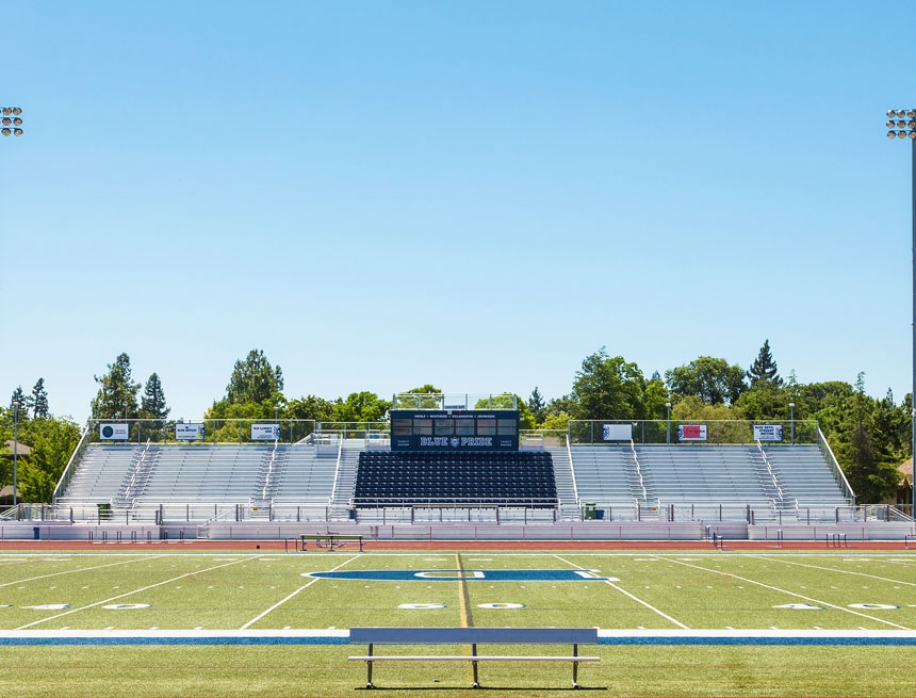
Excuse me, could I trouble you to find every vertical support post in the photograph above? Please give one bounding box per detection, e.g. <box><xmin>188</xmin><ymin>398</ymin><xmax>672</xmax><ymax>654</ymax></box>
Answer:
<box><xmin>911</xmin><ymin>136</ymin><xmax>916</xmax><ymax>515</ymax></box>
<box><xmin>472</xmin><ymin>643</ymin><xmax>479</xmax><ymax>688</ymax></box>
<box><xmin>366</xmin><ymin>642</ymin><xmax>373</xmax><ymax>689</ymax></box>
<box><xmin>572</xmin><ymin>643</ymin><xmax>579</xmax><ymax>688</ymax></box>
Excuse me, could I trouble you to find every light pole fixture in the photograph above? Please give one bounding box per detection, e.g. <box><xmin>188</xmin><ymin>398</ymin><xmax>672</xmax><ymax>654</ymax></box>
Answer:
<box><xmin>665</xmin><ymin>402</ymin><xmax>672</xmax><ymax>445</ymax></box>
<box><xmin>789</xmin><ymin>402</ymin><xmax>795</xmax><ymax>445</ymax></box>
<box><xmin>1</xmin><ymin>106</ymin><xmax>23</xmax><ymax>137</ymax></box>
<box><xmin>887</xmin><ymin>108</ymin><xmax>916</xmax><ymax>515</ymax></box>
<box><xmin>12</xmin><ymin>399</ymin><xmax>20</xmax><ymax>506</ymax></box>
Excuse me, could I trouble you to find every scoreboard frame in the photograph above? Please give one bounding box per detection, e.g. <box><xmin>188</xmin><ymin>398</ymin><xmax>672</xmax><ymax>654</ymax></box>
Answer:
<box><xmin>389</xmin><ymin>409</ymin><xmax>520</xmax><ymax>452</ymax></box>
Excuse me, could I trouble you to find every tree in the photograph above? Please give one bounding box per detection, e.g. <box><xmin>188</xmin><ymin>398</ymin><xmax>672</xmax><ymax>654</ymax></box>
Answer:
<box><xmin>571</xmin><ymin>348</ymin><xmax>647</xmax><ymax>420</ymax></box>
<box><xmin>333</xmin><ymin>392</ymin><xmax>391</xmax><ymax>423</ymax></box>
<box><xmin>527</xmin><ymin>387</ymin><xmax>547</xmax><ymax>425</ymax></box>
<box><xmin>30</xmin><ymin>378</ymin><xmax>49</xmax><ymax>419</ymax></box>
<box><xmin>225</xmin><ymin>349</ymin><xmax>284</xmax><ymax>405</ymax></box>
<box><xmin>9</xmin><ymin>386</ymin><xmax>29</xmax><ymax>420</ymax></box>
<box><xmin>90</xmin><ymin>353</ymin><xmax>140</xmax><ymax>420</ymax></box>
<box><xmin>140</xmin><ymin>373</ymin><xmax>170</xmax><ymax>441</ymax></box>
<box><xmin>666</xmin><ymin>356</ymin><xmax>746</xmax><ymax>405</ymax></box>
<box><xmin>397</xmin><ymin>385</ymin><xmax>443</xmax><ymax>409</ymax></box>
<box><xmin>747</xmin><ymin>339</ymin><xmax>783</xmax><ymax>387</ymax></box>
<box><xmin>16</xmin><ymin>416</ymin><xmax>80</xmax><ymax>502</ymax></box>
<box><xmin>285</xmin><ymin>395</ymin><xmax>337</xmax><ymax>423</ymax></box>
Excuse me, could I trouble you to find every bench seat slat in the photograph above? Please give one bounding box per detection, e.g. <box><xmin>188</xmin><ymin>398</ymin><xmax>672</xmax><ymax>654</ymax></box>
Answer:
<box><xmin>349</xmin><ymin>654</ymin><xmax>601</xmax><ymax>662</ymax></box>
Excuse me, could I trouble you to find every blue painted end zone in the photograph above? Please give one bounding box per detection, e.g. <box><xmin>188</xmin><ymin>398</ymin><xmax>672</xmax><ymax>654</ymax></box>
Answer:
<box><xmin>310</xmin><ymin>569</ymin><xmax>605</xmax><ymax>582</ymax></box>
<box><xmin>0</xmin><ymin>635</ymin><xmax>348</xmax><ymax>647</ymax></box>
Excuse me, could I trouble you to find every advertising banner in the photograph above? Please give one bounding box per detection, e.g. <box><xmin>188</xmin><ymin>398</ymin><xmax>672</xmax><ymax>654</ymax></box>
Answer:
<box><xmin>251</xmin><ymin>424</ymin><xmax>280</xmax><ymax>441</ymax></box>
<box><xmin>176</xmin><ymin>423</ymin><xmax>205</xmax><ymax>441</ymax></box>
<box><xmin>753</xmin><ymin>424</ymin><xmax>784</xmax><ymax>442</ymax></box>
<box><xmin>99</xmin><ymin>423</ymin><xmax>130</xmax><ymax>441</ymax></box>
<box><xmin>678</xmin><ymin>424</ymin><xmax>708</xmax><ymax>442</ymax></box>
<box><xmin>602</xmin><ymin>424</ymin><xmax>633</xmax><ymax>441</ymax></box>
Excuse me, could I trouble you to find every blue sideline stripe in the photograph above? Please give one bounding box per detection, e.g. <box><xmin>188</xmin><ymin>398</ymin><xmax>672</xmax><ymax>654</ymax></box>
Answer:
<box><xmin>0</xmin><ymin>631</ymin><xmax>348</xmax><ymax>646</ymax></box>
<box><xmin>597</xmin><ymin>630</ymin><xmax>916</xmax><ymax>646</ymax></box>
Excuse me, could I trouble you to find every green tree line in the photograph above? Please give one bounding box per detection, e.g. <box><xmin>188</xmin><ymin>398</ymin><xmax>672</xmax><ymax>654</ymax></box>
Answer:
<box><xmin>3</xmin><ymin>341</ymin><xmax>911</xmax><ymax>503</ymax></box>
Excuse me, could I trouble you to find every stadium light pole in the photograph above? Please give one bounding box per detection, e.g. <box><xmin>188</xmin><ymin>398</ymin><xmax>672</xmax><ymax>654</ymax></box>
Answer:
<box><xmin>665</xmin><ymin>402</ymin><xmax>671</xmax><ymax>445</ymax></box>
<box><xmin>886</xmin><ymin>108</ymin><xmax>916</xmax><ymax>516</ymax></box>
<box><xmin>1</xmin><ymin>106</ymin><xmax>23</xmax><ymax>137</ymax></box>
<box><xmin>12</xmin><ymin>399</ymin><xmax>20</xmax><ymax>507</ymax></box>
<box><xmin>789</xmin><ymin>403</ymin><xmax>795</xmax><ymax>445</ymax></box>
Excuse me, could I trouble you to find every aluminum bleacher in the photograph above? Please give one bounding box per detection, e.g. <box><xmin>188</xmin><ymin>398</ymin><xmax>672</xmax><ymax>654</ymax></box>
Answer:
<box><xmin>55</xmin><ymin>444</ymin><xmax>140</xmax><ymax>505</ymax></box>
<box><xmin>271</xmin><ymin>443</ymin><xmax>338</xmax><ymax>503</ymax></box>
<box><xmin>763</xmin><ymin>444</ymin><xmax>851</xmax><ymax>507</ymax></box>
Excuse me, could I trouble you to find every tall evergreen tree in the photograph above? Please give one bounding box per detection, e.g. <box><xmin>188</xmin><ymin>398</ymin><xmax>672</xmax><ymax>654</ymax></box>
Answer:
<box><xmin>30</xmin><ymin>378</ymin><xmax>49</xmax><ymax>419</ymax></box>
<box><xmin>527</xmin><ymin>387</ymin><xmax>547</xmax><ymax>425</ymax></box>
<box><xmin>140</xmin><ymin>373</ymin><xmax>170</xmax><ymax>421</ymax></box>
<box><xmin>747</xmin><ymin>339</ymin><xmax>783</xmax><ymax>387</ymax></box>
<box><xmin>226</xmin><ymin>350</ymin><xmax>284</xmax><ymax>405</ymax></box>
<box><xmin>90</xmin><ymin>353</ymin><xmax>141</xmax><ymax>419</ymax></box>
<box><xmin>9</xmin><ymin>386</ymin><xmax>29</xmax><ymax>420</ymax></box>
<box><xmin>140</xmin><ymin>373</ymin><xmax>170</xmax><ymax>442</ymax></box>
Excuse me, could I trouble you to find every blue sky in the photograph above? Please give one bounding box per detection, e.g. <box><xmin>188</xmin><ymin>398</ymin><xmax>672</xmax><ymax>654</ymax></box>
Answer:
<box><xmin>2</xmin><ymin>1</ymin><xmax>914</xmax><ymax>422</ymax></box>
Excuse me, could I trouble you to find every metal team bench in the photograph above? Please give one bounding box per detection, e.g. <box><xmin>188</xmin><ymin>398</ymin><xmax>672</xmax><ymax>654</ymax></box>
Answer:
<box><xmin>349</xmin><ymin>627</ymin><xmax>600</xmax><ymax>689</ymax></box>
<box><xmin>299</xmin><ymin>533</ymin><xmax>363</xmax><ymax>552</ymax></box>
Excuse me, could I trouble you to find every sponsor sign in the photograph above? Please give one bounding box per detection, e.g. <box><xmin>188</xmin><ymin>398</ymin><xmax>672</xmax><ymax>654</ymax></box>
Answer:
<box><xmin>602</xmin><ymin>424</ymin><xmax>633</xmax><ymax>441</ymax></box>
<box><xmin>678</xmin><ymin>424</ymin><xmax>707</xmax><ymax>442</ymax></box>
<box><xmin>175</xmin><ymin>423</ymin><xmax>205</xmax><ymax>441</ymax></box>
<box><xmin>99</xmin><ymin>423</ymin><xmax>130</xmax><ymax>441</ymax></box>
<box><xmin>251</xmin><ymin>424</ymin><xmax>280</xmax><ymax>441</ymax></box>
<box><xmin>753</xmin><ymin>424</ymin><xmax>783</xmax><ymax>442</ymax></box>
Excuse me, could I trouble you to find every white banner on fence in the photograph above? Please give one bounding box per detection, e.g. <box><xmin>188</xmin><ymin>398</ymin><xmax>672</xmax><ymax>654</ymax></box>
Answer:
<box><xmin>603</xmin><ymin>424</ymin><xmax>633</xmax><ymax>441</ymax></box>
<box><xmin>753</xmin><ymin>424</ymin><xmax>784</xmax><ymax>442</ymax></box>
<box><xmin>176</xmin><ymin>423</ymin><xmax>205</xmax><ymax>441</ymax></box>
<box><xmin>99</xmin><ymin>423</ymin><xmax>130</xmax><ymax>441</ymax></box>
<box><xmin>678</xmin><ymin>424</ymin><xmax>707</xmax><ymax>441</ymax></box>
<box><xmin>251</xmin><ymin>424</ymin><xmax>280</xmax><ymax>441</ymax></box>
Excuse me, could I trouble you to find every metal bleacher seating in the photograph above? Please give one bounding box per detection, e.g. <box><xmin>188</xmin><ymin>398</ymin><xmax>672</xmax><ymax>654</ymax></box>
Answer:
<box><xmin>354</xmin><ymin>451</ymin><xmax>558</xmax><ymax>508</ymax></box>
<box><xmin>633</xmin><ymin>445</ymin><xmax>771</xmax><ymax>506</ymax></box>
<box><xmin>568</xmin><ymin>445</ymin><xmax>643</xmax><ymax>506</ymax></box>
<box><xmin>130</xmin><ymin>444</ymin><xmax>268</xmax><ymax>504</ymax></box>
<box><xmin>762</xmin><ymin>444</ymin><xmax>850</xmax><ymax>507</ymax></box>
<box><xmin>271</xmin><ymin>444</ymin><xmax>338</xmax><ymax>503</ymax></box>
<box><xmin>56</xmin><ymin>444</ymin><xmax>141</xmax><ymax>505</ymax></box>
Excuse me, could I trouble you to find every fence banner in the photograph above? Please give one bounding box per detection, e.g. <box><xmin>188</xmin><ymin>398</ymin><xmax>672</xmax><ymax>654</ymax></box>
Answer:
<box><xmin>603</xmin><ymin>424</ymin><xmax>633</xmax><ymax>441</ymax></box>
<box><xmin>753</xmin><ymin>424</ymin><xmax>783</xmax><ymax>442</ymax></box>
<box><xmin>678</xmin><ymin>424</ymin><xmax>707</xmax><ymax>441</ymax></box>
<box><xmin>176</xmin><ymin>423</ymin><xmax>205</xmax><ymax>441</ymax></box>
<box><xmin>251</xmin><ymin>424</ymin><xmax>280</xmax><ymax>441</ymax></box>
<box><xmin>99</xmin><ymin>423</ymin><xmax>130</xmax><ymax>440</ymax></box>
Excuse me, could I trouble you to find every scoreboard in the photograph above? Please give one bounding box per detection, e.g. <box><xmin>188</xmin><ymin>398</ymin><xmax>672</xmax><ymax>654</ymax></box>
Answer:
<box><xmin>389</xmin><ymin>409</ymin><xmax>520</xmax><ymax>452</ymax></box>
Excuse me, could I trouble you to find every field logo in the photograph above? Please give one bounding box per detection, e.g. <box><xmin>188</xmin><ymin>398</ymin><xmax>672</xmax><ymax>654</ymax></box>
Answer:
<box><xmin>849</xmin><ymin>603</ymin><xmax>899</xmax><ymax>610</ymax></box>
<box><xmin>477</xmin><ymin>603</ymin><xmax>525</xmax><ymax>609</ymax></box>
<box><xmin>773</xmin><ymin>604</ymin><xmax>823</xmax><ymax>610</ymax></box>
<box><xmin>398</xmin><ymin>603</ymin><xmax>447</xmax><ymax>610</ymax></box>
<box><xmin>308</xmin><ymin>569</ymin><xmax>608</xmax><ymax>582</ymax></box>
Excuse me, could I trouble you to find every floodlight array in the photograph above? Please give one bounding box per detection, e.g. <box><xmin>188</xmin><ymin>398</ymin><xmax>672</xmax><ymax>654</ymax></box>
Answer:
<box><xmin>1</xmin><ymin>106</ymin><xmax>23</xmax><ymax>137</ymax></box>
<box><xmin>887</xmin><ymin>108</ymin><xmax>916</xmax><ymax>140</ymax></box>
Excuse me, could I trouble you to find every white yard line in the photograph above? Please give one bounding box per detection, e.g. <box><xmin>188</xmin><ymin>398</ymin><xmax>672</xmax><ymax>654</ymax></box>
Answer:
<box><xmin>553</xmin><ymin>554</ymin><xmax>690</xmax><ymax>630</ymax></box>
<box><xmin>659</xmin><ymin>556</ymin><xmax>911</xmax><ymax>630</ymax></box>
<box><xmin>15</xmin><ymin>557</ymin><xmax>251</xmax><ymax>630</ymax></box>
<box><xmin>239</xmin><ymin>554</ymin><xmax>361</xmax><ymax>630</ymax></box>
<box><xmin>746</xmin><ymin>554</ymin><xmax>916</xmax><ymax>587</ymax></box>
<box><xmin>0</xmin><ymin>555</ymin><xmax>165</xmax><ymax>588</ymax></box>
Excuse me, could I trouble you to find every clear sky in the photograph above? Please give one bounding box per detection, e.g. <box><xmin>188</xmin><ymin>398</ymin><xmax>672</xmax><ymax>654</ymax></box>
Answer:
<box><xmin>2</xmin><ymin>1</ymin><xmax>914</xmax><ymax>423</ymax></box>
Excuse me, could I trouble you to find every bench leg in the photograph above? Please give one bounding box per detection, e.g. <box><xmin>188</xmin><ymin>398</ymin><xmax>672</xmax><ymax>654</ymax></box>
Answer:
<box><xmin>366</xmin><ymin>643</ymin><xmax>374</xmax><ymax>688</ymax></box>
<box><xmin>472</xmin><ymin>643</ymin><xmax>479</xmax><ymax>688</ymax></box>
<box><xmin>572</xmin><ymin>643</ymin><xmax>579</xmax><ymax>689</ymax></box>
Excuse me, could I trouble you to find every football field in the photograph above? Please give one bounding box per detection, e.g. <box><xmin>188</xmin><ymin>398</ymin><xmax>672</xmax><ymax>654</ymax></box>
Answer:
<box><xmin>1</xmin><ymin>549</ymin><xmax>914</xmax><ymax>696</ymax></box>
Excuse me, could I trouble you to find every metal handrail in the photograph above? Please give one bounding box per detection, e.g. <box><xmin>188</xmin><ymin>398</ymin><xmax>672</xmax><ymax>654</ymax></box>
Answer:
<box><xmin>755</xmin><ymin>440</ymin><xmax>785</xmax><ymax>504</ymax></box>
<box><xmin>815</xmin><ymin>426</ymin><xmax>856</xmax><ymax>505</ymax></box>
<box><xmin>629</xmin><ymin>439</ymin><xmax>648</xmax><ymax>502</ymax></box>
<box><xmin>52</xmin><ymin>424</ymin><xmax>91</xmax><ymax>503</ymax></box>
<box><xmin>566</xmin><ymin>433</ymin><xmax>580</xmax><ymax>503</ymax></box>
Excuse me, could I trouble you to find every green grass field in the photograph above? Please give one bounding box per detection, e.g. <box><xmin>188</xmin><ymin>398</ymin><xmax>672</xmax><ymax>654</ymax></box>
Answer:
<box><xmin>1</xmin><ymin>549</ymin><xmax>915</xmax><ymax>696</ymax></box>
